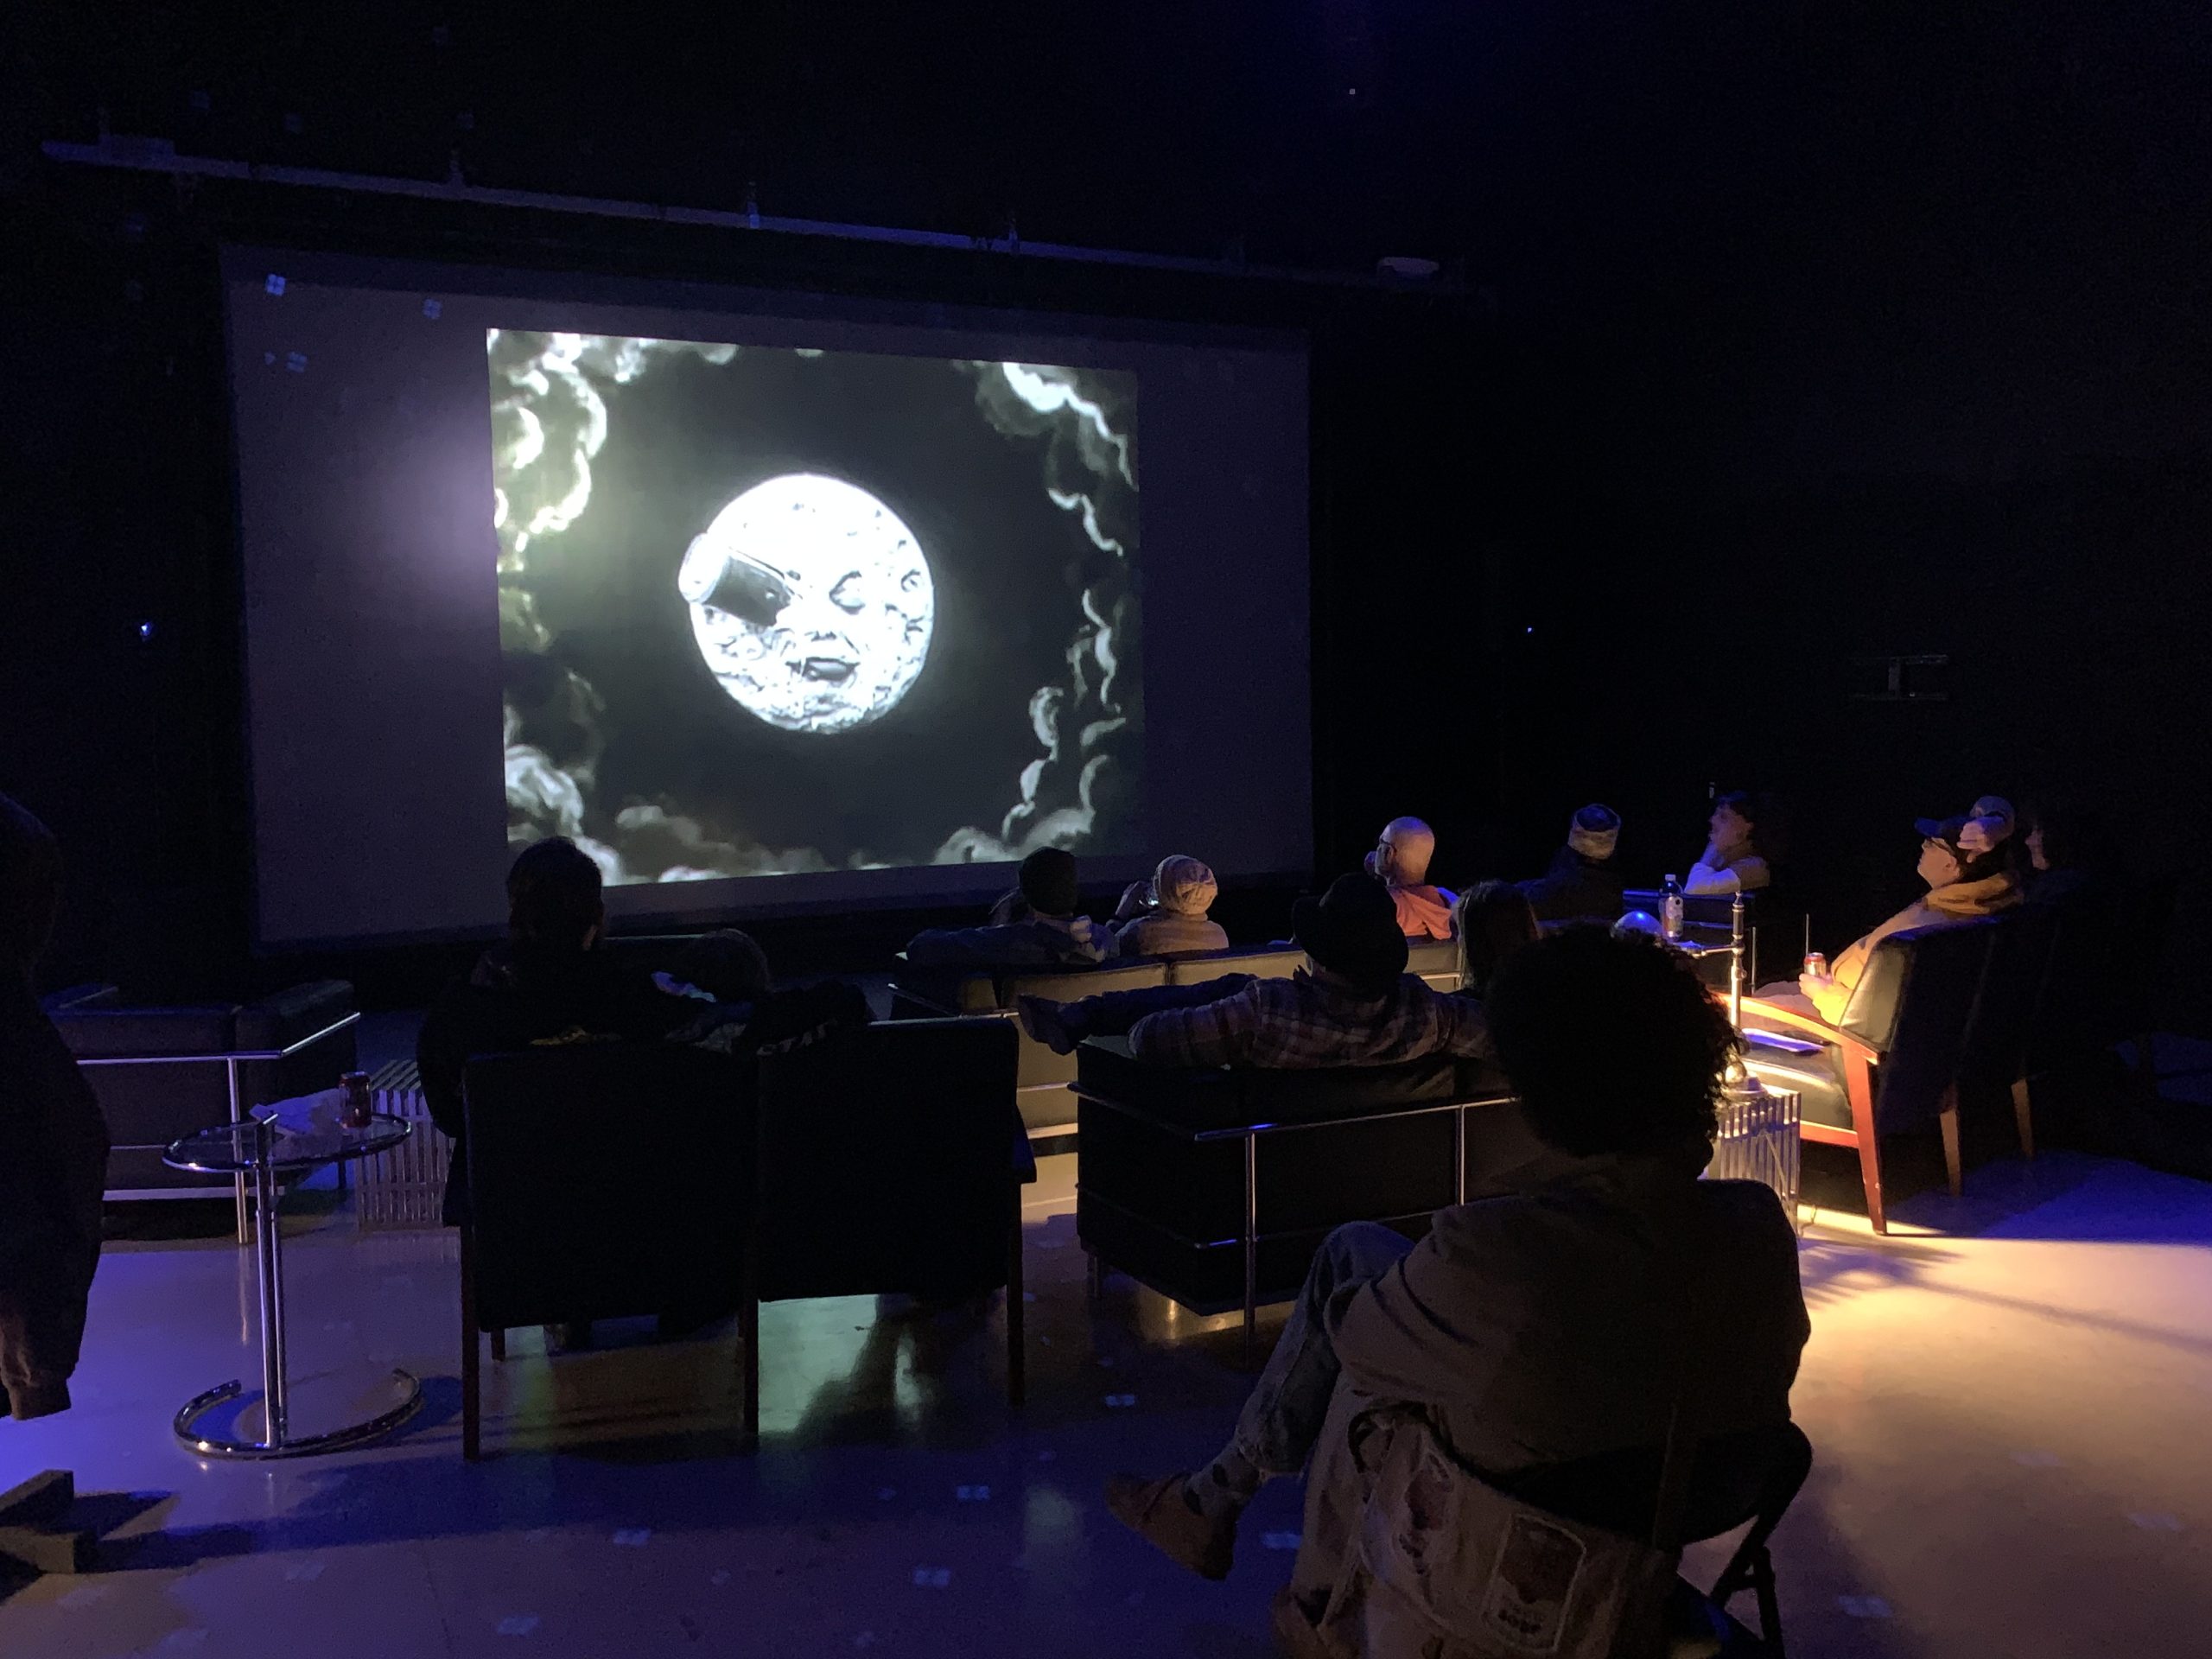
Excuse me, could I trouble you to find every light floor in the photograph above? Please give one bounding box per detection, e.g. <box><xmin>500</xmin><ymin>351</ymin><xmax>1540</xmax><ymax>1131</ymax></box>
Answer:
<box><xmin>5</xmin><ymin>1114</ymin><xmax>2211</xmax><ymax>1656</ymax></box>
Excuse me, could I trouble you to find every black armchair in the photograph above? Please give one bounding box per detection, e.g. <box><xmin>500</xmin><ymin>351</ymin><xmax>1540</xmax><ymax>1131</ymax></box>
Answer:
<box><xmin>457</xmin><ymin>1018</ymin><xmax>1025</xmax><ymax>1459</ymax></box>
<box><xmin>54</xmin><ymin>979</ymin><xmax>359</xmax><ymax>1239</ymax></box>
<box><xmin>1740</xmin><ymin>920</ymin><xmax>1996</xmax><ymax>1234</ymax></box>
<box><xmin>1956</xmin><ymin>906</ymin><xmax>2063</xmax><ymax>1157</ymax></box>
<box><xmin>749</xmin><ymin>1017</ymin><xmax>1028</xmax><ymax>1434</ymax></box>
<box><xmin>460</xmin><ymin>1043</ymin><xmax>747</xmax><ymax>1460</ymax></box>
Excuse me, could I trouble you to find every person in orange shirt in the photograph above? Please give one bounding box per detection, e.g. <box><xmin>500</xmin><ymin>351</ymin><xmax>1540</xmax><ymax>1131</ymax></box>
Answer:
<box><xmin>1363</xmin><ymin>817</ymin><xmax>1458</xmax><ymax>940</ymax></box>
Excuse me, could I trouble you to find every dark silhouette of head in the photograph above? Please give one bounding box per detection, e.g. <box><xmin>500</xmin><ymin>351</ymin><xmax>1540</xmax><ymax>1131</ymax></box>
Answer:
<box><xmin>1485</xmin><ymin>925</ymin><xmax>1737</xmax><ymax>1159</ymax></box>
<box><xmin>1019</xmin><ymin>847</ymin><xmax>1081</xmax><ymax>919</ymax></box>
<box><xmin>1453</xmin><ymin>880</ymin><xmax>1541</xmax><ymax>997</ymax></box>
<box><xmin>672</xmin><ymin>928</ymin><xmax>772</xmax><ymax>1003</ymax></box>
<box><xmin>1711</xmin><ymin>790</ymin><xmax>1791</xmax><ymax>867</ymax></box>
<box><xmin>1291</xmin><ymin>872</ymin><xmax>1412</xmax><ymax>994</ymax></box>
<box><xmin>505</xmin><ymin>836</ymin><xmax>605</xmax><ymax>954</ymax></box>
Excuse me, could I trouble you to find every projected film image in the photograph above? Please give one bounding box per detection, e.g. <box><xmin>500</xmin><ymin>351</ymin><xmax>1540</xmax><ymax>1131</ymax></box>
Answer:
<box><xmin>489</xmin><ymin>332</ymin><xmax>1141</xmax><ymax>885</ymax></box>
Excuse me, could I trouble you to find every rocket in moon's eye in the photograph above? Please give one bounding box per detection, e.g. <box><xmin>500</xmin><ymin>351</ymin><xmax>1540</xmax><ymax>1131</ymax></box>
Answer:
<box><xmin>677</xmin><ymin>542</ymin><xmax>794</xmax><ymax>627</ymax></box>
<box><xmin>679</xmin><ymin>473</ymin><xmax>936</xmax><ymax>734</ymax></box>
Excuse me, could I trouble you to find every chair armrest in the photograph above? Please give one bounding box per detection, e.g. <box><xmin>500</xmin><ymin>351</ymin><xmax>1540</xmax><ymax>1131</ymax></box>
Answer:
<box><xmin>1738</xmin><ymin>996</ymin><xmax>1878</xmax><ymax>1067</ymax></box>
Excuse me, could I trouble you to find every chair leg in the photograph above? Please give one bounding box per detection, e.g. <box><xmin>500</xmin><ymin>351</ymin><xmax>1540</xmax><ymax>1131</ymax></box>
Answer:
<box><xmin>460</xmin><ymin>1227</ymin><xmax>481</xmax><ymax>1463</ymax></box>
<box><xmin>1854</xmin><ymin>1133</ymin><xmax>1886</xmax><ymax>1236</ymax></box>
<box><xmin>1844</xmin><ymin>1052</ymin><xmax>1886</xmax><ymax>1235</ymax></box>
<box><xmin>488</xmin><ymin>1329</ymin><xmax>506</xmax><ymax>1363</ymax></box>
<box><xmin>1006</xmin><ymin>1179</ymin><xmax>1026</xmax><ymax>1409</ymax></box>
<box><xmin>1084</xmin><ymin>1245</ymin><xmax>1105</xmax><ymax>1305</ymax></box>
<box><xmin>1938</xmin><ymin>1085</ymin><xmax>1963</xmax><ymax>1200</ymax></box>
<box><xmin>2011</xmin><ymin>1076</ymin><xmax>2036</xmax><ymax>1160</ymax></box>
<box><xmin>1751</xmin><ymin>1549</ymin><xmax>1785</xmax><ymax>1655</ymax></box>
<box><xmin>739</xmin><ymin>1226</ymin><xmax>761</xmax><ymax>1448</ymax></box>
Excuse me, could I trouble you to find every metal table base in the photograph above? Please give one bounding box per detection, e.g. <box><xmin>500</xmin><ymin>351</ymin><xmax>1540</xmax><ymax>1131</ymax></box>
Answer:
<box><xmin>168</xmin><ymin>1116</ymin><xmax>422</xmax><ymax>1459</ymax></box>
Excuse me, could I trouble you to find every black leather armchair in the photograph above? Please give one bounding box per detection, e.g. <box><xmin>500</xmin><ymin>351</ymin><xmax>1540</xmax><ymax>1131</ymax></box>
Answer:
<box><xmin>460</xmin><ymin>1043</ymin><xmax>748</xmax><ymax>1460</ymax></box>
<box><xmin>1740</xmin><ymin>920</ymin><xmax>1995</xmax><ymax>1234</ymax></box>
<box><xmin>891</xmin><ymin>943</ymin><xmax>1470</xmax><ymax>1139</ymax></box>
<box><xmin>890</xmin><ymin>956</ymin><xmax>1170</xmax><ymax>1136</ymax></box>
<box><xmin>1073</xmin><ymin>1038</ymin><xmax>1513</xmax><ymax>1362</ymax></box>
<box><xmin>458</xmin><ymin>1019</ymin><xmax>1024</xmax><ymax>1459</ymax></box>
<box><xmin>1956</xmin><ymin>906</ymin><xmax>2063</xmax><ymax>1157</ymax></box>
<box><xmin>750</xmin><ymin>1017</ymin><xmax>1027</xmax><ymax>1432</ymax></box>
<box><xmin>53</xmin><ymin>979</ymin><xmax>359</xmax><ymax>1236</ymax></box>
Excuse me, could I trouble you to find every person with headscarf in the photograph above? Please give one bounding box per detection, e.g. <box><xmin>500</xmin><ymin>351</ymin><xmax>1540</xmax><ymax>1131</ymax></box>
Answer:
<box><xmin>1795</xmin><ymin>796</ymin><xmax>2024</xmax><ymax>1023</ymax></box>
<box><xmin>0</xmin><ymin>793</ymin><xmax>109</xmax><ymax>1421</ymax></box>
<box><xmin>1363</xmin><ymin>817</ymin><xmax>1458</xmax><ymax>940</ymax></box>
<box><xmin>1518</xmin><ymin>804</ymin><xmax>1629</xmax><ymax>925</ymax></box>
<box><xmin>1111</xmin><ymin>855</ymin><xmax>1231</xmax><ymax>957</ymax></box>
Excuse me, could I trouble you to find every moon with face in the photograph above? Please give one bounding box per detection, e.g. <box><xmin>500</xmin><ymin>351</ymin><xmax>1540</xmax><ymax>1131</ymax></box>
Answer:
<box><xmin>677</xmin><ymin>474</ymin><xmax>935</xmax><ymax>734</ymax></box>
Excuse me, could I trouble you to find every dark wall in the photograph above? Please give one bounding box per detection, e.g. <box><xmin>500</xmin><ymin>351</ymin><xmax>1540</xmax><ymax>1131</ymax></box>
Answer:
<box><xmin>5</xmin><ymin>4</ymin><xmax>2207</xmax><ymax>1027</ymax></box>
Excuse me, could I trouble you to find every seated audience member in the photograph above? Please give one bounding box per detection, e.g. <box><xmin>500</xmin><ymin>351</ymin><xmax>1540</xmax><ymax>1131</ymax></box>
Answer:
<box><xmin>1019</xmin><ymin>870</ymin><xmax>1488</xmax><ymax>1067</ymax></box>
<box><xmin>1687</xmin><ymin>790</ymin><xmax>1788</xmax><ymax>896</ymax></box>
<box><xmin>906</xmin><ymin>847</ymin><xmax>1117</xmax><ymax>969</ymax></box>
<box><xmin>1112</xmin><ymin>855</ymin><xmax>1231</xmax><ymax>957</ymax></box>
<box><xmin>2022</xmin><ymin>796</ymin><xmax>2118</xmax><ymax>908</ymax></box>
<box><xmin>0</xmin><ymin>793</ymin><xmax>109</xmax><ymax>1421</ymax></box>
<box><xmin>659</xmin><ymin>927</ymin><xmax>873</xmax><ymax>1057</ymax></box>
<box><xmin>1452</xmin><ymin>879</ymin><xmax>1541</xmax><ymax>997</ymax></box>
<box><xmin>1518</xmin><ymin>803</ymin><xmax>1628</xmax><ymax>924</ymax></box>
<box><xmin>1792</xmin><ymin>798</ymin><xmax>2023</xmax><ymax>1022</ymax></box>
<box><xmin>417</xmin><ymin>836</ymin><xmax>690</xmax><ymax>1228</ymax></box>
<box><xmin>1106</xmin><ymin>926</ymin><xmax>1809</xmax><ymax>1613</ymax></box>
<box><xmin>1363</xmin><ymin>817</ymin><xmax>1458</xmax><ymax>939</ymax></box>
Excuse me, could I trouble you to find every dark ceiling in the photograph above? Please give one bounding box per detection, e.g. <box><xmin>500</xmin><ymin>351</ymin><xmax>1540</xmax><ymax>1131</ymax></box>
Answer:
<box><xmin>16</xmin><ymin>3</ymin><xmax>2203</xmax><ymax>285</ymax></box>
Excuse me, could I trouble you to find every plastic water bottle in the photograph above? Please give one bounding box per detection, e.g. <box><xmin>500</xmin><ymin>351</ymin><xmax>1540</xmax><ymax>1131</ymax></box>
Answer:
<box><xmin>1662</xmin><ymin>874</ymin><xmax>1685</xmax><ymax>943</ymax></box>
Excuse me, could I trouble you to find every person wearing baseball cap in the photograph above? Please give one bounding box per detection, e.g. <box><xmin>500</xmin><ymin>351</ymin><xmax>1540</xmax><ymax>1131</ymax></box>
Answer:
<box><xmin>1519</xmin><ymin>804</ymin><xmax>1629</xmax><ymax>925</ymax></box>
<box><xmin>1797</xmin><ymin>796</ymin><xmax>2023</xmax><ymax>1022</ymax></box>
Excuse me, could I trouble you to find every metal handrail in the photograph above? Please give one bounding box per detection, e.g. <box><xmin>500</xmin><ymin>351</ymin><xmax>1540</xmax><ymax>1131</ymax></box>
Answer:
<box><xmin>69</xmin><ymin>1011</ymin><xmax>363</xmax><ymax>1066</ymax></box>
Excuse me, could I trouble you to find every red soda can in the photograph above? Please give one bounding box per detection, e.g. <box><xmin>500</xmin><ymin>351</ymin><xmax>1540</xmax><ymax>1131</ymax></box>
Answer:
<box><xmin>340</xmin><ymin>1071</ymin><xmax>374</xmax><ymax>1130</ymax></box>
<box><xmin>1802</xmin><ymin>952</ymin><xmax>1828</xmax><ymax>980</ymax></box>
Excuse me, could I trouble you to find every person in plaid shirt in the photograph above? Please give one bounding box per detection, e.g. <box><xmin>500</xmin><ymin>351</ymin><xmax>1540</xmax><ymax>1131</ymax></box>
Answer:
<box><xmin>1020</xmin><ymin>871</ymin><xmax>1490</xmax><ymax>1067</ymax></box>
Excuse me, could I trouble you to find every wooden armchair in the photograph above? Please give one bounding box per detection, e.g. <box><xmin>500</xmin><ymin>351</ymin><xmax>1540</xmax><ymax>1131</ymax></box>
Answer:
<box><xmin>1738</xmin><ymin>919</ymin><xmax>1997</xmax><ymax>1234</ymax></box>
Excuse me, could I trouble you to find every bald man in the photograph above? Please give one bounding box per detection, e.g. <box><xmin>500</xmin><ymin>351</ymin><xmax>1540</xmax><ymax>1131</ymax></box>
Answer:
<box><xmin>1363</xmin><ymin>817</ymin><xmax>1458</xmax><ymax>940</ymax></box>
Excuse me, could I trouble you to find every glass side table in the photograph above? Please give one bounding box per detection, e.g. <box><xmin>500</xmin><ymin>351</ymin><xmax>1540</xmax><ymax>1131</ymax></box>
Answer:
<box><xmin>163</xmin><ymin>1114</ymin><xmax>423</xmax><ymax>1458</ymax></box>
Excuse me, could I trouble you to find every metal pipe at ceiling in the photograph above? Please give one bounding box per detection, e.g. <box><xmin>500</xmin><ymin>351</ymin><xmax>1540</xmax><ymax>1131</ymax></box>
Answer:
<box><xmin>42</xmin><ymin>134</ymin><xmax>1457</xmax><ymax>296</ymax></box>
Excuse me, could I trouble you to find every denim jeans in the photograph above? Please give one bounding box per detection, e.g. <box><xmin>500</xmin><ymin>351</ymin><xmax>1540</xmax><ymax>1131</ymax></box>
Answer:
<box><xmin>1234</xmin><ymin>1220</ymin><xmax>1415</xmax><ymax>1478</ymax></box>
<box><xmin>1064</xmin><ymin>974</ymin><xmax>1258</xmax><ymax>1040</ymax></box>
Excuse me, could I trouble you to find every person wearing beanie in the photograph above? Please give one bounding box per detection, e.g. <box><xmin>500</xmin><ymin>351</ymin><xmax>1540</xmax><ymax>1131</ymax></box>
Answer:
<box><xmin>1015</xmin><ymin>871</ymin><xmax>1489</xmax><ymax>1069</ymax></box>
<box><xmin>1363</xmin><ymin>817</ymin><xmax>1459</xmax><ymax>940</ymax></box>
<box><xmin>1517</xmin><ymin>804</ymin><xmax>1629</xmax><ymax>925</ymax></box>
<box><xmin>1789</xmin><ymin>798</ymin><xmax>2024</xmax><ymax>1023</ymax></box>
<box><xmin>0</xmin><ymin>793</ymin><xmax>110</xmax><ymax>1421</ymax></box>
<box><xmin>1113</xmin><ymin>855</ymin><xmax>1231</xmax><ymax>957</ymax></box>
<box><xmin>906</xmin><ymin>845</ymin><xmax>1120</xmax><ymax>969</ymax></box>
